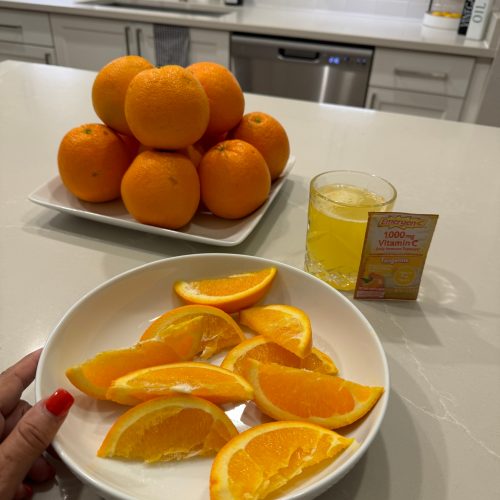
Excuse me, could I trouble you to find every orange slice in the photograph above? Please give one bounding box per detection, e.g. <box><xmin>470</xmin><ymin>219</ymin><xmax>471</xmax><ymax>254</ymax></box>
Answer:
<box><xmin>239</xmin><ymin>304</ymin><xmax>312</xmax><ymax>358</ymax></box>
<box><xmin>140</xmin><ymin>304</ymin><xmax>245</xmax><ymax>358</ymax></box>
<box><xmin>245</xmin><ymin>360</ymin><xmax>384</xmax><ymax>429</ymax></box>
<box><xmin>66</xmin><ymin>327</ymin><xmax>203</xmax><ymax>400</ymax></box>
<box><xmin>106</xmin><ymin>361</ymin><xmax>254</xmax><ymax>406</ymax></box>
<box><xmin>210</xmin><ymin>420</ymin><xmax>354</xmax><ymax>499</ymax></box>
<box><xmin>173</xmin><ymin>267</ymin><xmax>277</xmax><ymax>314</ymax></box>
<box><xmin>97</xmin><ymin>395</ymin><xmax>238</xmax><ymax>462</ymax></box>
<box><xmin>221</xmin><ymin>336</ymin><xmax>338</xmax><ymax>375</ymax></box>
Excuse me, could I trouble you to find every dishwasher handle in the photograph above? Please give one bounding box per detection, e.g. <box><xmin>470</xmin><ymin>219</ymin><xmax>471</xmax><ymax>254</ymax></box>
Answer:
<box><xmin>277</xmin><ymin>48</ymin><xmax>320</xmax><ymax>63</ymax></box>
<box><xmin>231</xmin><ymin>34</ymin><xmax>373</xmax><ymax>65</ymax></box>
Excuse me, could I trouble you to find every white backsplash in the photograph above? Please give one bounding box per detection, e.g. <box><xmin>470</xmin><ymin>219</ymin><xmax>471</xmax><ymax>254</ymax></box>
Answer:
<box><xmin>245</xmin><ymin>0</ymin><xmax>500</xmax><ymax>19</ymax></box>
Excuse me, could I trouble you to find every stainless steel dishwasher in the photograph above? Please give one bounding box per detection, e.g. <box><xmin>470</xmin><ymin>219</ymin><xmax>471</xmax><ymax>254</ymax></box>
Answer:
<box><xmin>231</xmin><ymin>34</ymin><xmax>374</xmax><ymax>107</ymax></box>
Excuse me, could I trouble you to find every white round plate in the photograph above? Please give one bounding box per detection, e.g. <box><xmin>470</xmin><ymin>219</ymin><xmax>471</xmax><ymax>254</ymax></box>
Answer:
<box><xmin>36</xmin><ymin>253</ymin><xmax>389</xmax><ymax>500</ymax></box>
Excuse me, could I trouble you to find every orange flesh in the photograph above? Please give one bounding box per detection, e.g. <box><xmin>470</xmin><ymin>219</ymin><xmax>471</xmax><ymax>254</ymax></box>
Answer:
<box><xmin>259</xmin><ymin>368</ymin><xmax>356</xmax><ymax>418</ymax></box>
<box><xmin>188</xmin><ymin>269</ymin><xmax>274</xmax><ymax>297</ymax></box>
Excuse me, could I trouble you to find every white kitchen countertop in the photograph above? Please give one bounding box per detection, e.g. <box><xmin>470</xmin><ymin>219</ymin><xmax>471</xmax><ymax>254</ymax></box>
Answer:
<box><xmin>1</xmin><ymin>60</ymin><xmax>499</xmax><ymax>499</ymax></box>
<box><xmin>1</xmin><ymin>0</ymin><xmax>499</xmax><ymax>58</ymax></box>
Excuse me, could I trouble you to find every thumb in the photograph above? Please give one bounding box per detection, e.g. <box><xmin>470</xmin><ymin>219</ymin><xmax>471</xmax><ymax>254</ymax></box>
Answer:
<box><xmin>0</xmin><ymin>389</ymin><xmax>74</xmax><ymax>499</ymax></box>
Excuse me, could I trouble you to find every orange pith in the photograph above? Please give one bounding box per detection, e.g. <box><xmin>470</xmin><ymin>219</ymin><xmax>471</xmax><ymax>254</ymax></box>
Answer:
<box><xmin>198</xmin><ymin>139</ymin><xmax>271</xmax><ymax>220</ymax></box>
<box><xmin>210</xmin><ymin>420</ymin><xmax>354</xmax><ymax>500</ymax></box>
<box><xmin>91</xmin><ymin>55</ymin><xmax>154</xmax><ymax>135</ymax></box>
<box><xmin>239</xmin><ymin>304</ymin><xmax>312</xmax><ymax>358</ymax></box>
<box><xmin>221</xmin><ymin>336</ymin><xmax>338</xmax><ymax>375</ymax></box>
<box><xmin>97</xmin><ymin>395</ymin><xmax>238</xmax><ymax>463</ymax></box>
<box><xmin>106</xmin><ymin>361</ymin><xmax>254</xmax><ymax>406</ymax></box>
<box><xmin>245</xmin><ymin>360</ymin><xmax>384</xmax><ymax>429</ymax></box>
<box><xmin>139</xmin><ymin>304</ymin><xmax>245</xmax><ymax>358</ymax></box>
<box><xmin>65</xmin><ymin>328</ymin><xmax>203</xmax><ymax>399</ymax></box>
<box><xmin>57</xmin><ymin>123</ymin><xmax>130</xmax><ymax>203</ymax></box>
<box><xmin>173</xmin><ymin>267</ymin><xmax>277</xmax><ymax>314</ymax></box>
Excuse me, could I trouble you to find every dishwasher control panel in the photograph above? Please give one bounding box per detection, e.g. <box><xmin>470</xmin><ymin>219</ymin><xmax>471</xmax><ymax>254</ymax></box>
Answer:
<box><xmin>328</xmin><ymin>55</ymin><xmax>369</xmax><ymax>66</ymax></box>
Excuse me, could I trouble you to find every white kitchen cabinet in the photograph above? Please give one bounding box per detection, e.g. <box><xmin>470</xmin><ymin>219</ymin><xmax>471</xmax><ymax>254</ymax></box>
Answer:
<box><xmin>190</xmin><ymin>28</ymin><xmax>229</xmax><ymax>66</ymax></box>
<box><xmin>51</xmin><ymin>14</ymin><xmax>230</xmax><ymax>71</ymax></box>
<box><xmin>0</xmin><ymin>41</ymin><xmax>56</xmax><ymax>64</ymax></box>
<box><xmin>367</xmin><ymin>47</ymin><xmax>475</xmax><ymax>121</ymax></box>
<box><xmin>0</xmin><ymin>8</ymin><xmax>56</xmax><ymax>64</ymax></box>
<box><xmin>366</xmin><ymin>87</ymin><xmax>463</xmax><ymax>120</ymax></box>
<box><xmin>51</xmin><ymin>15</ymin><xmax>155</xmax><ymax>70</ymax></box>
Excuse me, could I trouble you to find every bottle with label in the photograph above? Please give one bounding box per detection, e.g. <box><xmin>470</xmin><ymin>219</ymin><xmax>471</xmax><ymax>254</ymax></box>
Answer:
<box><xmin>423</xmin><ymin>0</ymin><xmax>466</xmax><ymax>29</ymax></box>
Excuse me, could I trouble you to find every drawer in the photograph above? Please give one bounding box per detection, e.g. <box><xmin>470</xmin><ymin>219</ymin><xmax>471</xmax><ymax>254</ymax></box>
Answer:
<box><xmin>370</xmin><ymin>48</ymin><xmax>474</xmax><ymax>98</ymax></box>
<box><xmin>0</xmin><ymin>40</ymin><xmax>56</xmax><ymax>64</ymax></box>
<box><xmin>0</xmin><ymin>9</ymin><xmax>53</xmax><ymax>47</ymax></box>
<box><xmin>366</xmin><ymin>86</ymin><xmax>463</xmax><ymax>121</ymax></box>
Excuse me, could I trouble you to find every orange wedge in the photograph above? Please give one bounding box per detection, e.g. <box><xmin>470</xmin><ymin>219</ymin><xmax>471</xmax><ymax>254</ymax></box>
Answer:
<box><xmin>245</xmin><ymin>360</ymin><xmax>384</xmax><ymax>429</ymax></box>
<box><xmin>140</xmin><ymin>304</ymin><xmax>245</xmax><ymax>359</ymax></box>
<box><xmin>221</xmin><ymin>336</ymin><xmax>338</xmax><ymax>375</ymax></box>
<box><xmin>106</xmin><ymin>362</ymin><xmax>254</xmax><ymax>406</ymax></box>
<box><xmin>210</xmin><ymin>420</ymin><xmax>354</xmax><ymax>500</ymax></box>
<box><xmin>173</xmin><ymin>267</ymin><xmax>277</xmax><ymax>314</ymax></box>
<box><xmin>66</xmin><ymin>327</ymin><xmax>203</xmax><ymax>400</ymax></box>
<box><xmin>97</xmin><ymin>395</ymin><xmax>238</xmax><ymax>462</ymax></box>
<box><xmin>239</xmin><ymin>304</ymin><xmax>312</xmax><ymax>358</ymax></box>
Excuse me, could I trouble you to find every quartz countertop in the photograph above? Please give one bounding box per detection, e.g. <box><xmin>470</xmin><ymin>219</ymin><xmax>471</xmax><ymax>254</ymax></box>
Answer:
<box><xmin>1</xmin><ymin>60</ymin><xmax>499</xmax><ymax>500</ymax></box>
<box><xmin>1</xmin><ymin>0</ymin><xmax>499</xmax><ymax>58</ymax></box>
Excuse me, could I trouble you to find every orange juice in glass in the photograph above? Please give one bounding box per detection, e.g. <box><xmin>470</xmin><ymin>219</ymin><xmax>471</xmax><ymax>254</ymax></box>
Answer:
<box><xmin>305</xmin><ymin>171</ymin><xmax>396</xmax><ymax>291</ymax></box>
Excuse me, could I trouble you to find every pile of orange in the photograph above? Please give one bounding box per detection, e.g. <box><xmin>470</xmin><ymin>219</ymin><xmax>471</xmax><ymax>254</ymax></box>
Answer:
<box><xmin>66</xmin><ymin>267</ymin><xmax>384</xmax><ymax>499</ymax></box>
<box><xmin>57</xmin><ymin>56</ymin><xmax>291</xmax><ymax>228</ymax></box>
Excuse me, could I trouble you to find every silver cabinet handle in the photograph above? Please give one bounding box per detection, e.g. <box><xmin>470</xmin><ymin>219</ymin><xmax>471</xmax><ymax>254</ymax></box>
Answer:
<box><xmin>394</xmin><ymin>68</ymin><xmax>448</xmax><ymax>81</ymax></box>
<box><xmin>124</xmin><ymin>26</ymin><xmax>131</xmax><ymax>55</ymax></box>
<box><xmin>136</xmin><ymin>28</ymin><xmax>142</xmax><ymax>57</ymax></box>
<box><xmin>44</xmin><ymin>53</ymin><xmax>52</xmax><ymax>65</ymax></box>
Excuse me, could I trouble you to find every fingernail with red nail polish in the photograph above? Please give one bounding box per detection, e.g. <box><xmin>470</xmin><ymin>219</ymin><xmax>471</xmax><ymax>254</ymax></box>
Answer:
<box><xmin>45</xmin><ymin>388</ymin><xmax>74</xmax><ymax>416</ymax></box>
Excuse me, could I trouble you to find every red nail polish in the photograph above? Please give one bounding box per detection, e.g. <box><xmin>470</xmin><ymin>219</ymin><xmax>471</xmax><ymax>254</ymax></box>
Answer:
<box><xmin>23</xmin><ymin>484</ymin><xmax>33</xmax><ymax>498</ymax></box>
<box><xmin>45</xmin><ymin>388</ymin><xmax>74</xmax><ymax>416</ymax></box>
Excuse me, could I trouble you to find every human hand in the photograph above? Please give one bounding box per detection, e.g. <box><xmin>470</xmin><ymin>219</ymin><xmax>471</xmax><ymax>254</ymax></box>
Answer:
<box><xmin>0</xmin><ymin>348</ymin><xmax>74</xmax><ymax>499</ymax></box>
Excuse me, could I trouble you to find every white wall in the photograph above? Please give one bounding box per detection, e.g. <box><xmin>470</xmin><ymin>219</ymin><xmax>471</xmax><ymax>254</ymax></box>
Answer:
<box><xmin>246</xmin><ymin>0</ymin><xmax>500</xmax><ymax>19</ymax></box>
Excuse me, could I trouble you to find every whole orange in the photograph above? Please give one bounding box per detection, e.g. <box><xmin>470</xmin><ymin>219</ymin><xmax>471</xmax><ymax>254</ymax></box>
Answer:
<box><xmin>121</xmin><ymin>150</ymin><xmax>200</xmax><ymax>229</ymax></box>
<box><xmin>187</xmin><ymin>62</ymin><xmax>245</xmax><ymax>136</ymax></box>
<box><xmin>199</xmin><ymin>139</ymin><xmax>271</xmax><ymax>220</ymax></box>
<box><xmin>125</xmin><ymin>65</ymin><xmax>209</xmax><ymax>150</ymax></box>
<box><xmin>91</xmin><ymin>55</ymin><xmax>154</xmax><ymax>135</ymax></box>
<box><xmin>57</xmin><ymin>123</ymin><xmax>131</xmax><ymax>203</ymax></box>
<box><xmin>229</xmin><ymin>111</ymin><xmax>290</xmax><ymax>181</ymax></box>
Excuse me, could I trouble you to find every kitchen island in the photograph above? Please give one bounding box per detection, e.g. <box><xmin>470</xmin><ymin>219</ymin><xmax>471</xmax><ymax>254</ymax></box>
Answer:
<box><xmin>0</xmin><ymin>60</ymin><xmax>499</xmax><ymax>500</ymax></box>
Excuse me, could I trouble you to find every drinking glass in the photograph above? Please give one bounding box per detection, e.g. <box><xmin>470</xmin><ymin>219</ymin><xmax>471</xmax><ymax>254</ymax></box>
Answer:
<box><xmin>304</xmin><ymin>170</ymin><xmax>397</xmax><ymax>291</ymax></box>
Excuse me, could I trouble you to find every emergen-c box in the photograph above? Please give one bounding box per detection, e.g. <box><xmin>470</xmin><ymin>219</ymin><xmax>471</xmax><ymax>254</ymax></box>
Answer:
<box><xmin>354</xmin><ymin>212</ymin><xmax>438</xmax><ymax>300</ymax></box>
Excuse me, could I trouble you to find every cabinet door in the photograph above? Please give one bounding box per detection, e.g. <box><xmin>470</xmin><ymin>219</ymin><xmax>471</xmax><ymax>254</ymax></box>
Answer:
<box><xmin>366</xmin><ymin>86</ymin><xmax>463</xmax><ymax>121</ymax></box>
<box><xmin>132</xmin><ymin>23</ymin><xmax>156</xmax><ymax>63</ymax></box>
<box><xmin>190</xmin><ymin>28</ymin><xmax>229</xmax><ymax>67</ymax></box>
<box><xmin>51</xmin><ymin>15</ymin><xmax>155</xmax><ymax>71</ymax></box>
<box><xmin>0</xmin><ymin>41</ymin><xmax>56</xmax><ymax>64</ymax></box>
